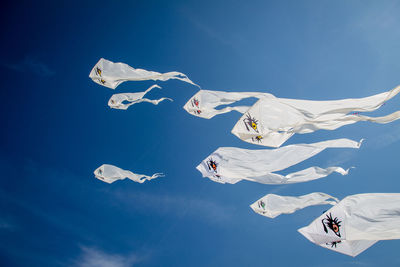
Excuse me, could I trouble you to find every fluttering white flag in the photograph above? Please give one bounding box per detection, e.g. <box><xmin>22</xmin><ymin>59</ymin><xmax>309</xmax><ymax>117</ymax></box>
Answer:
<box><xmin>89</xmin><ymin>58</ymin><xmax>199</xmax><ymax>89</ymax></box>
<box><xmin>196</xmin><ymin>138</ymin><xmax>362</xmax><ymax>184</ymax></box>
<box><xmin>94</xmin><ymin>164</ymin><xmax>164</xmax><ymax>184</ymax></box>
<box><xmin>108</xmin><ymin>85</ymin><xmax>172</xmax><ymax>110</ymax></box>
<box><xmin>250</xmin><ymin>192</ymin><xmax>339</xmax><ymax>219</ymax></box>
<box><xmin>183</xmin><ymin>89</ymin><xmax>269</xmax><ymax>119</ymax></box>
<box><xmin>232</xmin><ymin>85</ymin><xmax>400</xmax><ymax>147</ymax></box>
<box><xmin>250</xmin><ymin>192</ymin><xmax>400</xmax><ymax>256</ymax></box>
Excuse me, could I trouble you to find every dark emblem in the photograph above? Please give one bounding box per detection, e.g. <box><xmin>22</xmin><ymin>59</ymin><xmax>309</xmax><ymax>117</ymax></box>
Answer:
<box><xmin>100</xmin><ymin>79</ymin><xmax>106</xmax><ymax>84</ymax></box>
<box><xmin>322</xmin><ymin>213</ymin><xmax>342</xmax><ymax>237</ymax></box>
<box><xmin>258</xmin><ymin>200</ymin><xmax>266</xmax><ymax>209</ymax></box>
<box><xmin>243</xmin><ymin>113</ymin><xmax>259</xmax><ymax>133</ymax></box>
<box><xmin>326</xmin><ymin>241</ymin><xmax>341</xmax><ymax>248</ymax></box>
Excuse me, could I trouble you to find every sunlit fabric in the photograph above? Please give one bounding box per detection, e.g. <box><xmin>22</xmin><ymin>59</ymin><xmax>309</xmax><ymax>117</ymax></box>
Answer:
<box><xmin>252</xmin><ymin>192</ymin><xmax>400</xmax><ymax>256</ymax></box>
<box><xmin>232</xmin><ymin>85</ymin><xmax>400</xmax><ymax>147</ymax></box>
<box><xmin>183</xmin><ymin>89</ymin><xmax>269</xmax><ymax>119</ymax></box>
<box><xmin>89</xmin><ymin>58</ymin><xmax>198</xmax><ymax>89</ymax></box>
<box><xmin>196</xmin><ymin>138</ymin><xmax>362</xmax><ymax>184</ymax></box>
<box><xmin>108</xmin><ymin>85</ymin><xmax>172</xmax><ymax>110</ymax></box>
<box><xmin>250</xmin><ymin>192</ymin><xmax>339</xmax><ymax>219</ymax></box>
<box><xmin>94</xmin><ymin>164</ymin><xmax>164</xmax><ymax>184</ymax></box>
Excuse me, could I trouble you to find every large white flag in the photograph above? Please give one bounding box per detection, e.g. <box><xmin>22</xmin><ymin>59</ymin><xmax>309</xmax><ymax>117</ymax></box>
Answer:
<box><xmin>89</xmin><ymin>58</ymin><xmax>198</xmax><ymax>89</ymax></box>
<box><xmin>94</xmin><ymin>164</ymin><xmax>164</xmax><ymax>184</ymax></box>
<box><xmin>232</xmin><ymin>85</ymin><xmax>400</xmax><ymax>147</ymax></box>
<box><xmin>108</xmin><ymin>85</ymin><xmax>172</xmax><ymax>110</ymax></box>
<box><xmin>250</xmin><ymin>192</ymin><xmax>400</xmax><ymax>256</ymax></box>
<box><xmin>183</xmin><ymin>89</ymin><xmax>269</xmax><ymax>119</ymax></box>
<box><xmin>196</xmin><ymin>138</ymin><xmax>362</xmax><ymax>184</ymax></box>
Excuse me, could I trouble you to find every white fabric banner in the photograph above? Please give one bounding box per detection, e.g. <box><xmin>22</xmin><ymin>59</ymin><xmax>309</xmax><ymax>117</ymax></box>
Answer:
<box><xmin>89</xmin><ymin>58</ymin><xmax>198</xmax><ymax>89</ymax></box>
<box><xmin>250</xmin><ymin>192</ymin><xmax>339</xmax><ymax>218</ymax></box>
<box><xmin>94</xmin><ymin>164</ymin><xmax>164</xmax><ymax>184</ymax></box>
<box><xmin>250</xmin><ymin>192</ymin><xmax>384</xmax><ymax>256</ymax></box>
<box><xmin>183</xmin><ymin>89</ymin><xmax>270</xmax><ymax>119</ymax></box>
<box><xmin>232</xmin><ymin>85</ymin><xmax>400</xmax><ymax>147</ymax></box>
<box><xmin>299</xmin><ymin>193</ymin><xmax>400</xmax><ymax>243</ymax></box>
<box><xmin>196</xmin><ymin>138</ymin><xmax>362</xmax><ymax>184</ymax></box>
<box><xmin>108</xmin><ymin>85</ymin><xmax>172</xmax><ymax>110</ymax></box>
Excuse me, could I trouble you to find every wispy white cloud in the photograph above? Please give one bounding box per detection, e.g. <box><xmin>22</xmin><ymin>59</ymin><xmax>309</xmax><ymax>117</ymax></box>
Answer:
<box><xmin>111</xmin><ymin>190</ymin><xmax>236</xmax><ymax>224</ymax></box>
<box><xmin>73</xmin><ymin>246</ymin><xmax>142</xmax><ymax>267</ymax></box>
<box><xmin>2</xmin><ymin>56</ymin><xmax>55</xmax><ymax>77</ymax></box>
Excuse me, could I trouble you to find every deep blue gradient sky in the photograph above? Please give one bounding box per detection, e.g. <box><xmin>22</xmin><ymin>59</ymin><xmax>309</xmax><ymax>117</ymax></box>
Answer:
<box><xmin>1</xmin><ymin>1</ymin><xmax>400</xmax><ymax>266</ymax></box>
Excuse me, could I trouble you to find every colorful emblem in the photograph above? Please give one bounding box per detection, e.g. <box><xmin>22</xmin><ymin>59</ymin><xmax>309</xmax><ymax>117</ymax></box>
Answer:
<box><xmin>322</xmin><ymin>213</ymin><xmax>342</xmax><ymax>237</ymax></box>
<box><xmin>191</xmin><ymin>97</ymin><xmax>201</xmax><ymax>114</ymax></box>
<box><xmin>252</xmin><ymin>135</ymin><xmax>263</xmax><ymax>143</ymax></box>
<box><xmin>95</xmin><ymin>67</ymin><xmax>102</xmax><ymax>76</ymax></box>
<box><xmin>243</xmin><ymin>113</ymin><xmax>259</xmax><ymax>133</ymax></box>
<box><xmin>258</xmin><ymin>200</ymin><xmax>266</xmax><ymax>209</ymax></box>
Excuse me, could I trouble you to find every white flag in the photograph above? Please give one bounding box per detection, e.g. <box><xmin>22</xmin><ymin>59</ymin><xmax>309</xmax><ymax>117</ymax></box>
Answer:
<box><xmin>250</xmin><ymin>192</ymin><xmax>339</xmax><ymax>219</ymax></box>
<box><xmin>196</xmin><ymin>138</ymin><xmax>362</xmax><ymax>184</ymax></box>
<box><xmin>232</xmin><ymin>85</ymin><xmax>400</xmax><ymax>147</ymax></box>
<box><xmin>250</xmin><ymin>192</ymin><xmax>385</xmax><ymax>256</ymax></box>
<box><xmin>183</xmin><ymin>89</ymin><xmax>270</xmax><ymax>119</ymax></box>
<box><xmin>89</xmin><ymin>58</ymin><xmax>198</xmax><ymax>89</ymax></box>
<box><xmin>94</xmin><ymin>164</ymin><xmax>164</xmax><ymax>184</ymax></box>
<box><xmin>108</xmin><ymin>85</ymin><xmax>172</xmax><ymax>110</ymax></box>
<box><xmin>299</xmin><ymin>193</ymin><xmax>400</xmax><ymax>243</ymax></box>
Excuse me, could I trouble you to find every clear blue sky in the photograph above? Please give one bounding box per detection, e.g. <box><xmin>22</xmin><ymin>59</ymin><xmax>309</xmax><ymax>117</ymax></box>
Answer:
<box><xmin>1</xmin><ymin>0</ymin><xmax>400</xmax><ymax>266</ymax></box>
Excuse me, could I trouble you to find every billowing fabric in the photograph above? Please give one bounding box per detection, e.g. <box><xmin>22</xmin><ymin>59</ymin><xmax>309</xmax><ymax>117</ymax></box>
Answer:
<box><xmin>232</xmin><ymin>85</ymin><xmax>400</xmax><ymax>147</ymax></box>
<box><xmin>299</xmin><ymin>193</ymin><xmax>400</xmax><ymax>243</ymax></box>
<box><xmin>183</xmin><ymin>90</ymin><xmax>270</xmax><ymax>119</ymax></box>
<box><xmin>196</xmin><ymin>138</ymin><xmax>362</xmax><ymax>184</ymax></box>
<box><xmin>108</xmin><ymin>85</ymin><xmax>172</xmax><ymax>110</ymax></box>
<box><xmin>94</xmin><ymin>164</ymin><xmax>164</xmax><ymax>184</ymax></box>
<box><xmin>250</xmin><ymin>192</ymin><xmax>339</xmax><ymax>218</ymax></box>
<box><xmin>89</xmin><ymin>58</ymin><xmax>198</xmax><ymax>89</ymax></box>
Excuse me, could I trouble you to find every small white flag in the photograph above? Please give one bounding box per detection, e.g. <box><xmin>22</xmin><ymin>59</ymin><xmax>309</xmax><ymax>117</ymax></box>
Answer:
<box><xmin>94</xmin><ymin>164</ymin><xmax>164</xmax><ymax>184</ymax></box>
<box><xmin>108</xmin><ymin>85</ymin><xmax>172</xmax><ymax>110</ymax></box>
<box><xmin>89</xmin><ymin>58</ymin><xmax>198</xmax><ymax>89</ymax></box>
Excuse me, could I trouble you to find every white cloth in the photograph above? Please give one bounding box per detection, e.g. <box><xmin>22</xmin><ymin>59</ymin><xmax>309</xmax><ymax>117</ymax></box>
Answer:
<box><xmin>250</xmin><ymin>192</ymin><xmax>386</xmax><ymax>256</ymax></box>
<box><xmin>183</xmin><ymin>90</ymin><xmax>269</xmax><ymax>119</ymax></box>
<box><xmin>250</xmin><ymin>192</ymin><xmax>339</xmax><ymax>218</ymax></box>
<box><xmin>231</xmin><ymin>85</ymin><xmax>400</xmax><ymax>147</ymax></box>
<box><xmin>94</xmin><ymin>164</ymin><xmax>164</xmax><ymax>184</ymax></box>
<box><xmin>299</xmin><ymin>193</ymin><xmax>400</xmax><ymax>243</ymax></box>
<box><xmin>108</xmin><ymin>85</ymin><xmax>172</xmax><ymax>110</ymax></box>
<box><xmin>196</xmin><ymin>138</ymin><xmax>362</xmax><ymax>184</ymax></box>
<box><xmin>89</xmin><ymin>58</ymin><xmax>198</xmax><ymax>89</ymax></box>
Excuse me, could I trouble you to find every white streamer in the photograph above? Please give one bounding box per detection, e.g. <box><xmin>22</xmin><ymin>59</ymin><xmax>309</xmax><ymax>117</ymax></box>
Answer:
<box><xmin>196</xmin><ymin>138</ymin><xmax>362</xmax><ymax>184</ymax></box>
<box><xmin>94</xmin><ymin>164</ymin><xmax>164</xmax><ymax>184</ymax></box>
<box><xmin>108</xmin><ymin>85</ymin><xmax>172</xmax><ymax>110</ymax></box>
<box><xmin>89</xmin><ymin>58</ymin><xmax>199</xmax><ymax>89</ymax></box>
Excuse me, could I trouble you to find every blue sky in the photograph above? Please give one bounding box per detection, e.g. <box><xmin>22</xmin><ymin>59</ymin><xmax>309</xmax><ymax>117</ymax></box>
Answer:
<box><xmin>1</xmin><ymin>0</ymin><xmax>400</xmax><ymax>266</ymax></box>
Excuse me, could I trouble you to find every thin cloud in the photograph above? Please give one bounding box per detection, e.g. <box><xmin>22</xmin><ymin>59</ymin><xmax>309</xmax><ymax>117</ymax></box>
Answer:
<box><xmin>74</xmin><ymin>246</ymin><xmax>141</xmax><ymax>267</ymax></box>
<box><xmin>2</xmin><ymin>56</ymin><xmax>55</xmax><ymax>77</ymax></box>
<box><xmin>111</xmin><ymin>190</ymin><xmax>236</xmax><ymax>225</ymax></box>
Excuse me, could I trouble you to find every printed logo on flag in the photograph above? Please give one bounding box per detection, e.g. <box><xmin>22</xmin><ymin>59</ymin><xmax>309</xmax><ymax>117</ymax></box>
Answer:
<box><xmin>243</xmin><ymin>113</ymin><xmax>259</xmax><ymax>133</ymax></box>
<box><xmin>322</xmin><ymin>212</ymin><xmax>342</xmax><ymax>237</ymax></box>
<box><xmin>326</xmin><ymin>241</ymin><xmax>341</xmax><ymax>248</ymax></box>
<box><xmin>207</xmin><ymin>158</ymin><xmax>220</xmax><ymax>178</ymax></box>
<box><xmin>94</xmin><ymin>66</ymin><xmax>106</xmax><ymax>84</ymax></box>
<box><xmin>191</xmin><ymin>97</ymin><xmax>201</xmax><ymax>114</ymax></box>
